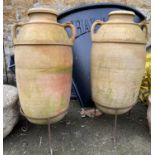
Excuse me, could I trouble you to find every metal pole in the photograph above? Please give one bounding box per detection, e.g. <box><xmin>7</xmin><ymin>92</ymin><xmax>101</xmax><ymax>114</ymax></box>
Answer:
<box><xmin>48</xmin><ymin>120</ymin><xmax>53</xmax><ymax>155</ymax></box>
<box><xmin>72</xmin><ymin>80</ymin><xmax>85</xmax><ymax>108</ymax></box>
<box><xmin>113</xmin><ymin>110</ymin><xmax>118</xmax><ymax>151</ymax></box>
<box><xmin>3</xmin><ymin>44</ymin><xmax>8</xmax><ymax>84</ymax></box>
<box><xmin>21</xmin><ymin>119</ymin><xmax>29</xmax><ymax>132</ymax></box>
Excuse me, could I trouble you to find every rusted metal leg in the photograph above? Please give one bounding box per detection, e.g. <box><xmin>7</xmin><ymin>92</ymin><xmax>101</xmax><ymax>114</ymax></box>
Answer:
<box><xmin>21</xmin><ymin>119</ymin><xmax>29</xmax><ymax>132</ymax></box>
<box><xmin>3</xmin><ymin>45</ymin><xmax>8</xmax><ymax>84</ymax></box>
<box><xmin>113</xmin><ymin>110</ymin><xmax>118</xmax><ymax>150</ymax></box>
<box><xmin>48</xmin><ymin>120</ymin><xmax>53</xmax><ymax>155</ymax></box>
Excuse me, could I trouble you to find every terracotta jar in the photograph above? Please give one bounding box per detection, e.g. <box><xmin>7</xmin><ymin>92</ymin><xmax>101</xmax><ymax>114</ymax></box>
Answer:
<box><xmin>91</xmin><ymin>10</ymin><xmax>147</xmax><ymax>115</ymax></box>
<box><xmin>13</xmin><ymin>8</ymin><xmax>76</xmax><ymax>124</ymax></box>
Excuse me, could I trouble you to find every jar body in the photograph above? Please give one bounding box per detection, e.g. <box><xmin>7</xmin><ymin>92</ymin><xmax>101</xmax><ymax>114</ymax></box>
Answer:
<box><xmin>91</xmin><ymin>11</ymin><xmax>146</xmax><ymax>115</ymax></box>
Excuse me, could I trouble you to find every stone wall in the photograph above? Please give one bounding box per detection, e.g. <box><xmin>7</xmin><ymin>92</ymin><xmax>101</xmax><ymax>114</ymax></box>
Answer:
<box><xmin>3</xmin><ymin>0</ymin><xmax>151</xmax><ymax>84</ymax></box>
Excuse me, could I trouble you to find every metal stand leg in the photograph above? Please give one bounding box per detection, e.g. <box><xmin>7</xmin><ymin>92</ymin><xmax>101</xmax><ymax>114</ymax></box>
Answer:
<box><xmin>113</xmin><ymin>110</ymin><xmax>118</xmax><ymax>150</ymax></box>
<box><xmin>3</xmin><ymin>45</ymin><xmax>8</xmax><ymax>84</ymax></box>
<box><xmin>21</xmin><ymin>119</ymin><xmax>29</xmax><ymax>132</ymax></box>
<box><xmin>48</xmin><ymin>120</ymin><xmax>53</xmax><ymax>155</ymax></box>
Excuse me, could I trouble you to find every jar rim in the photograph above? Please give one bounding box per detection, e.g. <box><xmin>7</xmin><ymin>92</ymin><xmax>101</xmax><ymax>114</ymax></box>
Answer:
<box><xmin>28</xmin><ymin>8</ymin><xmax>58</xmax><ymax>16</ymax></box>
<box><xmin>109</xmin><ymin>10</ymin><xmax>135</xmax><ymax>16</ymax></box>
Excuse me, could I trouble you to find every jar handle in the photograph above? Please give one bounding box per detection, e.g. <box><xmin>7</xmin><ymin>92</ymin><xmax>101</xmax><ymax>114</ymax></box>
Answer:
<box><xmin>139</xmin><ymin>20</ymin><xmax>148</xmax><ymax>41</ymax></box>
<box><xmin>63</xmin><ymin>22</ymin><xmax>76</xmax><ymax>43</ymax></box>
<box><xmin>12</xmin><ymin>22</ymin><xmax>24</xmax><ymax>44</ymax></box>
<box><xmin>91</xmin><ymin>20</ymin><xmax>104</xmax><ymax>38</ymax></box>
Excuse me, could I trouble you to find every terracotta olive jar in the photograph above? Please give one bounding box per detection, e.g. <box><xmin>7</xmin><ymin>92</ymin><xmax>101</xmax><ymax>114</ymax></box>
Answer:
<box><xmin>91</xmin><ymin>10</ymin><xmax>147</xmax><ymax>115</ymax></box>
<box><xmin>13</xmin><ymin>8</ymin><xmax>76</xmax><ymax>124</ymax></box>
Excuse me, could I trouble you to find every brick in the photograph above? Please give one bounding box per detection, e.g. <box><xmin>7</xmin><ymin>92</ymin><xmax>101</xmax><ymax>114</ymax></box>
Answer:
<box><xmin>3</xmin><ymin>8</ymin><xmax>16</xmax><ymax>23</ymax></box>
<box><xmin>11</xmin><ymin>0</ymin><xmax>36</xmax><ymax>7</ymax></box>
<box><xmin>39</xmin><ymin>0</ymin><xmax>56</xmax><ymax>4</ymax></box>
<box><xmin>3</xmin><ymin>0</ymin><xmax>11</xmax><ymax>5</ymax></box>
<box><xmin>63</xmin><ymin>0</ymin><xmax>126</xmax><ymax>6</ymax></box>
<box><xmin>126</xmin><ymin>0</ymin><xmax>150</xmax><ymax>9</ymax></box>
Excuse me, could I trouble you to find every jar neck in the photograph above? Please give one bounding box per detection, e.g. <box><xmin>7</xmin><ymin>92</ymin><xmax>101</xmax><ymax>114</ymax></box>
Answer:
<box><xmin>108</xmin><ymin>14</ymin><xmax>134</xmax><ymax>23</ymax></box>
<box><xmin>28</xmin><ymin>13</ymin><xmax>57</xmax><ymax>23</ymax></box>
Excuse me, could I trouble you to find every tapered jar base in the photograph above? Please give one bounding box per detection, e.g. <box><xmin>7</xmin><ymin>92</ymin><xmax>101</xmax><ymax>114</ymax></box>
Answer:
<box><xmin>27</xmin><ymin>111</ymin><xmax>67</xmax><ymax>125</ymax></box>
<box><xmin>95</xmin><ymin>103</ymin><xmax>133</xmax><ymax>115</ymax></box>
